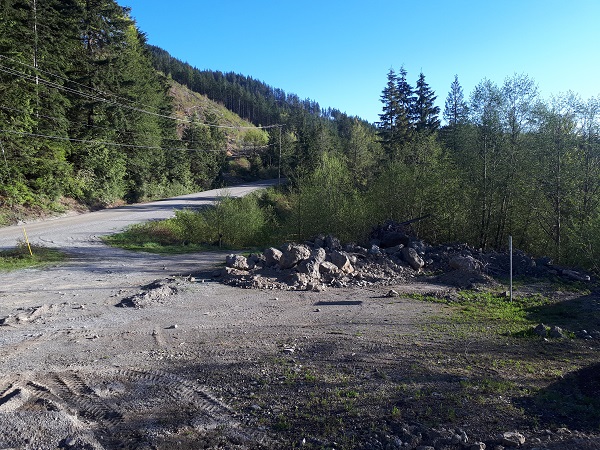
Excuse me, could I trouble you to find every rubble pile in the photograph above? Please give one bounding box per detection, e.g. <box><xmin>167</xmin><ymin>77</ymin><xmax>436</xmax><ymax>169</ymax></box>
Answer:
<box><xmin>216</xmin><ymin>220</ymin><xmax>592</xmax><ymax>291</ymax></box>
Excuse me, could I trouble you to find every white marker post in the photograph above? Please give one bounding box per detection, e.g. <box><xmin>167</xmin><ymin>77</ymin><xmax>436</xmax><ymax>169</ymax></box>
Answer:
<box><xmin>509</xmin><ymin>235</ymin><xmax>513</xmax><ymax>302</ymax></box>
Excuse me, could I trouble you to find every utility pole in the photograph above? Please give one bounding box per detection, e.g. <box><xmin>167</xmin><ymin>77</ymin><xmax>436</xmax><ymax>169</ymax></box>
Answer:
<box><xmin>32</xmin><ymin>0</ymin><xmax>39</xmax><ymax>121</ymax></box>
<box><xmin>278</xmin><ymin>125</ymin><xmax>282</xmax><ymax>186</ymax></box>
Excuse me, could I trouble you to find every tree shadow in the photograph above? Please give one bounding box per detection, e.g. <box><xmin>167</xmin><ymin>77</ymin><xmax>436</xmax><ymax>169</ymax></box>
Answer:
<box><xmin>518</xmin><ymin>362</ymin><xmax>600</xmax><ymax>431</ymax></box>
<box><xmin>523</xmin><ymin>290</ymin><xmax>600</xmax><ymax>334</ymax></box>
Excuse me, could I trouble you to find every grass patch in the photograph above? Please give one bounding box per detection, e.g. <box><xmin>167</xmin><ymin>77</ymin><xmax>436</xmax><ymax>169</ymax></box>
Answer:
<box><xmin>104</xmin><ymin>189</ymin><xmax>289</xmax><ymax>254</ymax></box>
<box><xmin>102</xmin><ymin>219</ymin><xmax>209</xmax><ymax>254</ymax></box>
<box><xmin>415</xmin><ymin>289</ymin><xmax>554</xmax><ymax>336</ymax></box>
<box><xmin>0</xmin><ymin>243</ymin><xmax>66</xmax><ymax>271</ymax></box>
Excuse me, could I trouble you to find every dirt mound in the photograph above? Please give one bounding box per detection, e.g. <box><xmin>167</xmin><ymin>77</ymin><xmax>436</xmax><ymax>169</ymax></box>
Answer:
<box><xmin>116</xmin><ymin>279</ymin><xmax>180</xmax><ymax>308</ymax></box>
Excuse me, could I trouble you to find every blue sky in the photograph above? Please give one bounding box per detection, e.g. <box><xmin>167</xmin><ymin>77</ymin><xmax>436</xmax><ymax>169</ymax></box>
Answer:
<box><xmin>122</xmin><ymin>0</ymin><xmax>600</xmax><ymax>124</ymax></box>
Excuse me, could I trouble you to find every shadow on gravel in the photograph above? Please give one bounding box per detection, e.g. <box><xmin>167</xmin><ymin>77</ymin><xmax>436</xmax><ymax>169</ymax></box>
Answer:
<box><xmin>519</xmin><ymin>362</ymin><xmax>600</xmax><ymax>432</ymax></box>
<box><xmin>523</xmin><ymin>291</ymin><xmax>600</xmax><ymax>333</ymax></box>
<box><xmin>314</xmin><ymin>300</ymin><xmax>363</xmax><ymax>306</ymax></box>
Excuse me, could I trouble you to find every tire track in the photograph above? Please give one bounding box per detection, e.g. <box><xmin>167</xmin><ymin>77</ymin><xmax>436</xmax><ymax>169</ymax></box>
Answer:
<box><xmin>0</xmin><ymin>368</ymin><xmax>244</xmax><ymax>446</ymax></box>
<box><xmin>0</xmin><ymin>331</ymin><xmax>60</xmax><ymax>360</ymax></box>
<box><xmin>46</xmin><ymin>372</ymin><xmax>124</xmax><ymax>429</ymax></box>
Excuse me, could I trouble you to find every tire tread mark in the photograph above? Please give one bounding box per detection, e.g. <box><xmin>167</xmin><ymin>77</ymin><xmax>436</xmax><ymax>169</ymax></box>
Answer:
<box><xmin>46</xmin><ymin>372</ymin><xmax>123</xmax><ymax>428</ymax></box>
<box><xmin>111</xmin><ymin>368</ymin><xmax>235</xmax><ymax>425</ymax></box>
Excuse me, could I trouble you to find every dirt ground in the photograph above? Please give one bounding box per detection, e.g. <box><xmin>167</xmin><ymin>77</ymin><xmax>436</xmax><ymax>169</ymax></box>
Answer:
<box><xmin>1</xmin><ymin>245</ymin><xmax>599</xmax><ymax>450</ymax></box>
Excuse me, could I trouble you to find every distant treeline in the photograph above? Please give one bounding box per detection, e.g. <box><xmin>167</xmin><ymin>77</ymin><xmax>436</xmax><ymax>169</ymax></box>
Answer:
<box><xmin>149</xmin><ymin>45</ymin><xmax>382</xmax><ymax>185</ymax></box>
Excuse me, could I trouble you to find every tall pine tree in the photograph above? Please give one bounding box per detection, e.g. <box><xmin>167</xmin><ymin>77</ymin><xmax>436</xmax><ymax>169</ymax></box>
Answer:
<box><xmin>412</xmin><ymin>71</ymin><xmax>440</xmax><ymax>134</ymax></box>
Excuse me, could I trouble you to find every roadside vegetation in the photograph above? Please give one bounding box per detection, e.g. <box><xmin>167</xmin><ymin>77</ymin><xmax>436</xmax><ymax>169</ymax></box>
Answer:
<box><xmin>0</xmin><ymin>244</ymin><xmax>66</xmax><ymax>271</ymax></box>
<box><xmin>104</xmin><ymin>189</ymin><xmax>289</xmax><ymax>253</ymax></box>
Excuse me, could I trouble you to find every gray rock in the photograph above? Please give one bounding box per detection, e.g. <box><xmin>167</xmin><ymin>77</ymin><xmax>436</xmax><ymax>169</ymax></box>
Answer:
<box><xmin>500</xmin><ymin>431</ymin><xmax>525</xmax><ymax>447</ymax></box>
<box><xmin>319</xmin><ymin>261</ymin><xmax>340</xmax><ymax>276</ymax></box>
<box><xmin>449</xmin><ymin>255</ymin><xmax>482</xmax><ymax>272</ymax></box>
<box><xmin>280</xmin><ymin>244</ymin><xmax>311</xmax><ymax>269</ymax></box>
<box><xmin>248</xmin><ymin>253</ymin><xmax>265</xmax><ymax>267</ymax></box>
<box><xmin>561</xmin><ymin>269</ymin><xmax>590</xmax><ymax>282</ymax></box>
<box><xmin>324</xmin><ymin>235</ymin><xmax>342</xmax><ymax>251</ymax></box>
<box><xmin>533</xmin><ymin>323</ymin><xmax>547</xmax><ymax>337</ymax></box>
<box><xmin>369</xmin><ymin>244</ymin><xmax>382</xmax><ymax>256</ymax></box>
<box><xmin>330</xmin><ymin>250</ymin><xmax>354</xmax><ymax>273</ymax></box>
<box><xmin>470</xmin><ymin>443</ymin><xmax>486</xmax><ymax>450</ymax></box>
<box><xmin>297</xmin><ymin>259</ymin><xmax>321</xmax><ymax>280</ymax></box>
<box><xmin>409</xmin><ymin>239</ymin><xmax>426</xmax><ymax>254</ymax></box>
<box><xmin>264</xmin><ymin>247</ymin><xmax>283</xmax><ymax>267</ymax></box>
<box><xmin>401</xmin><ymin>247</ymin><xmax>425</xmax><ymax>271</ymax></box>
<box><xmin>313</xmin><ymin>247</ymin><xmax>327</xmax><ymax>264</ymax></box>
<box><xmin>384</xmin><ymin>244</ymin><xmax>404</xmax><ymax>255</ymax></box>
<box><xmin>549</xmin><ymin>325</ymin><xmax>565</xmax><ymax>338</ymax></box>
<box><xmin>386</xmin><ymin>289</ymin><xmax>400</xmax><ymax>298</ymax></box>
<box><xmin>226</xmin><ymin>254</ymin><xmax>250</xmax><ymax>271</ymax></box>
<box><xmin>286</xmin><ymin>272</ymin><xmax>310</xmax><ymax>289</ymax></box>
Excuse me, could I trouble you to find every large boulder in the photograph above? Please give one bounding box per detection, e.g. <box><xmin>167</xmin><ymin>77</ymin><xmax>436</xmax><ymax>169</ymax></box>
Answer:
<box><xmin>264</xmin><ymin>247</ymin><xmax>283</xmax><ymax>267</ymax></box>
<box><xmin>225</xmin><ymin>254</ymin><xmax>249</xmax><ymax>271</ymax></box>
<box><xmin>279</xmin><ymin>243</ymin><xmax>311</xmax><ymax>269</ymax></box>
<box><xmin>319</xmin><ymin>261</ymin><xmax>340</xmax><ymax>276</ymax></box>
<box><xmin>329</xmin><ymin>250</ymin><xmax>354</xmax><ymax>273</ymax></box>
<box><xmin>401</xmin><ymin>247</ymin><xmax>425</xmax><ymax>271</ymax></box>
<box><xmin>313</xmin><ymin>247</ymin><xmax>327</xmax><ymax>264</ymax></box>
<box><xmin>449</xmin><ymin>255</ymin><xmax>482</xmax><ymax>272</ymax></box>
<box><xmin>324</xmin><ymin>235</ymin><xmax>342</xmax><ymax>251</ymax></box>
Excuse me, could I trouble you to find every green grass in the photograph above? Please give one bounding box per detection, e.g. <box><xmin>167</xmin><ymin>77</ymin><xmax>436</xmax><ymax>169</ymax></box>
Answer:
<box><xmin>104</xmin><ymin>189</ymin><xmax>288</xmax><ymax>254</ymax></box>
<box><xmin>0</xmin><ymin>244</ymin><xmax>66</xmax><ymax>271</ymax></box>
<box><xmin>102</xmin><ymin>220</ymin><xmax>209</xmax><ymax>254</ymax></box>
<box><xmin>415</xmin><ymin>290</ymin><xmax>554</xmax><ymax>336</ymax></box>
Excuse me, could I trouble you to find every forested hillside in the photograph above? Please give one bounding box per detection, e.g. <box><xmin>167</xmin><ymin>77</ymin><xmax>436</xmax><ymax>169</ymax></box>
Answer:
<box><xmin>0</xmin><ymin>0</ymin><xmax>271</xmax><ymax>216</ymax></box>
<box><xmin>156</xmin><ymin>47</ymin><xmax>600</xmax><ymax>270</ymax></box>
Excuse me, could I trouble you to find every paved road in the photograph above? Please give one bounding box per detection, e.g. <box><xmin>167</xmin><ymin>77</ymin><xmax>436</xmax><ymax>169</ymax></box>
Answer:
<box><xmin>0</xmin><ymin>179</ymin><xmax>279</xmax><ymax>251</ymax></box>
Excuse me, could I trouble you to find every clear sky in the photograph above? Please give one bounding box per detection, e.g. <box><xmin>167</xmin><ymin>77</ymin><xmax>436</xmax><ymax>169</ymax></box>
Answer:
<box><xmin>121</xmin><ymin>0</ymin><xmax>600</xmax><ymax>124</ymax></box>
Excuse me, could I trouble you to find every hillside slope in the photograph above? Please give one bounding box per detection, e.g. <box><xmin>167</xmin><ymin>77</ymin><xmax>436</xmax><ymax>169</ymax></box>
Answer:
<box><xmin>168</xmin><ymin>78</ymin><xmax>268</xmax><ymax>154</ymax></box>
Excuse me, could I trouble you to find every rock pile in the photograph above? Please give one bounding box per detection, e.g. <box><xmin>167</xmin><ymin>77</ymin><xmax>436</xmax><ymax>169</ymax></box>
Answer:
<box><xmin>216</xmin><ymin>220</ymin><xmax>592</xmax><ymax>291</ymax></box>
<box><xmin>219</xmin><ymin>238</ymin><xmax>415</xmax><ymax>291</ymax></box>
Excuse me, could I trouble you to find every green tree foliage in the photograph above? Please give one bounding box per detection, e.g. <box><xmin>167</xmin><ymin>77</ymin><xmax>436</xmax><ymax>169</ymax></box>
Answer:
<box><xmin>290</xmin><ymin>153</ymin><xmax>368</xmax><ymax>242</ymax></box>
<box><xmin>412</xmin><ymin>71</ymin><xmax>440</xmax><ymax>134</ymax></box>
<box><xmin>181</xmin><ymin>113</ymin><xmax>227</xmax><ymax>189</ymax></box>
<box><xmin>148</xmin><ymin>46</ymin><xmax>382</xmax><ymax>182</ymax></box>
<box><xmin>0</xmin><ymin>0</ymin><xmax>228</xmax><ymax>208</ymax></box>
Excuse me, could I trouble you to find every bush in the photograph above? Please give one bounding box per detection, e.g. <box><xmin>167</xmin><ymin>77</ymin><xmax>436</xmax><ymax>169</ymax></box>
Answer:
<box><xmin>206</xmin><ymin>193</ymin><xmax>273</xmax><ymax>248</ymax></box>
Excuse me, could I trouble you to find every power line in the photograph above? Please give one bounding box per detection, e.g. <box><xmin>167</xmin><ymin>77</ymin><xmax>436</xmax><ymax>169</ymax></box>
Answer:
<box><xmin>0</xmin><ymin>55</ymin><xmax>282</xmax><ymax>130</ymax></box>
<box><xmin>0</xmin><ymin>129</ymin><xmax>224</xmax><ymax>153</ymax></box>
<box><xmin>0</xmin><ymin>103</ymin><xmax>250</xmax><ymax>148</ymax></box>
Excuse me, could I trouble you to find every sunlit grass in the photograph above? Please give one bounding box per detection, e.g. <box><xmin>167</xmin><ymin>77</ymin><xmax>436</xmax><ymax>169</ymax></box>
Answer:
<box><xmin>0</xmin><ymin>243</ymin><xmax>66</xmax><ymax>271</ymax></box>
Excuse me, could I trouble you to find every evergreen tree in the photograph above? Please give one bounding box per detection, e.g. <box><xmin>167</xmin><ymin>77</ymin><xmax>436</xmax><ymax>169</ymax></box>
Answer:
<box><xmin>377</xmin><ymin>68</ymin><xmax>400</xmax><ymax>157</ymax></box>
<box><xmin>443</xmin><ymin>75</ymin><xmax>468</xmax><ymax>126</ymax></box>
<box><xmin>395</xmin><ymin>66</ymin><xmax>414</xmax><ymax>147</ymax></box>
<box><xmin>377</xmin><ymin>66</ymin><xmax>413</xmax><ymax>159</ymax></box>
<box><xmin>412</xmin><ymin>71</ymin><xmax>440</xmax><ymax>134</ymax></box>
<box><xmin>441</xmin><ymin>75</ymin><xmax>470</xmax><ymax>158</ymax></box>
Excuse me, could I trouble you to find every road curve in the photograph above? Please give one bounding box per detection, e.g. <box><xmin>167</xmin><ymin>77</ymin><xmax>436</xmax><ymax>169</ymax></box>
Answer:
<box><xmin>0</xmin><ymin>179</ymin><xmax>279</xmax><ymax>251</ymax></box>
